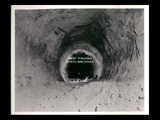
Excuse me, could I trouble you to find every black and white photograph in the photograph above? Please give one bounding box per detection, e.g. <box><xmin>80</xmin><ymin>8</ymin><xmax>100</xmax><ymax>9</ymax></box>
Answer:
<box><xmin>11</xmin><ymin>5</ymin><xmax>149</xmax><ymax>115</ymax></box>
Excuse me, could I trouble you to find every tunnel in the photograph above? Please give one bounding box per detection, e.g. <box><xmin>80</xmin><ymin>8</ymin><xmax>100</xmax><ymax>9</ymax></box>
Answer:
<box><xmin>18</xmin><ymin>9</ymin><xmax>142</xmax><ymax>84</ymax></box>
<box><xmin>14</xmin><ymin>8</ymin><xmax>145</xmax><ymax>112</ymax></box>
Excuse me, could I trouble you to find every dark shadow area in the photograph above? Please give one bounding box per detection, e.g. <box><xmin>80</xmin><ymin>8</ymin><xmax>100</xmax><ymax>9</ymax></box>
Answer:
<box><xmin>66</xmin><ymin>52</ymin><xmax>94</xmax><ymax>80</ymax></box>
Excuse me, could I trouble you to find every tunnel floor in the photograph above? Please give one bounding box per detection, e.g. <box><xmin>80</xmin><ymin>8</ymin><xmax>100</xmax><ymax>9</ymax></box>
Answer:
<box><xmin>66</xmin><ymin>52</ymin><xmax>94</xmax><ymax>80</ymax></box>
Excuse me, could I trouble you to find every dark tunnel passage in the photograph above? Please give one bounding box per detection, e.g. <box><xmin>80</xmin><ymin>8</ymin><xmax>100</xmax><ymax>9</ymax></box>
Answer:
<box><xmin>66</xmin><ymin>52</ymin><xmax>94</xmax><ymax>80</ymax></box>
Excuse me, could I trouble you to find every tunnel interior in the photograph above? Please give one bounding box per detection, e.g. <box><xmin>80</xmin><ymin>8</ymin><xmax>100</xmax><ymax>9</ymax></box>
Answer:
<box><xmin>65</xmin><ymin>52</ymin><xmax>94</xmax><ymax>80</ymax></box>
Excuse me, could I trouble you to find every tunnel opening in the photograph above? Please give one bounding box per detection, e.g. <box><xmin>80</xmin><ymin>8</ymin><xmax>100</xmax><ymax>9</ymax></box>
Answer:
<box><xmin>65</xmin><ymin>52</ymin><xmax>94</xmax><ymax>80</ymax></box>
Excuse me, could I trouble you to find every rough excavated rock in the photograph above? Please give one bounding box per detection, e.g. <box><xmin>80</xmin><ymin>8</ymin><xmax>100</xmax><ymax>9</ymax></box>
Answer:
<box><xmin>15</xmin><ymin>9</ymin><xmax>144</xmax><ymax>112</ymax></box>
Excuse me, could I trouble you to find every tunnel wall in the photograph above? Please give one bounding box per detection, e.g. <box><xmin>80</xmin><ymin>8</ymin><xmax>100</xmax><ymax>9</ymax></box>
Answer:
<box><xmin>15</xmin><ymin>9</ymin><xmax>144</xmax><ymax>83</ymax></box>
